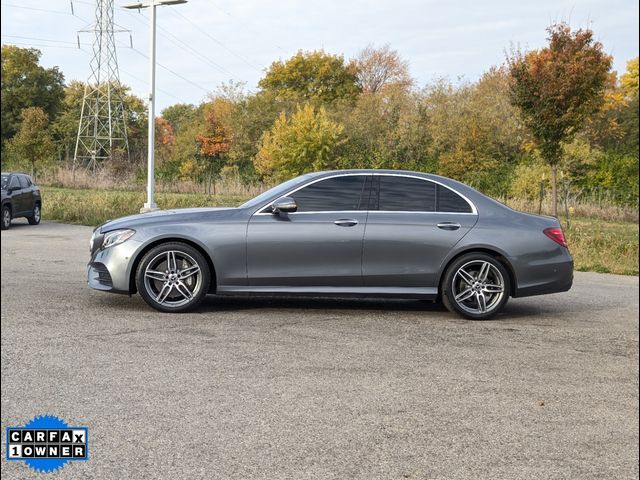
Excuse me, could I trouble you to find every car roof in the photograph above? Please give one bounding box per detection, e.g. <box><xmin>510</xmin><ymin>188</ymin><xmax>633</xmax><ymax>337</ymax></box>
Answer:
<box><xmin>306</xmin><ymin>169</ymin><xmax>471</xmax><ymax>189</ymax></box>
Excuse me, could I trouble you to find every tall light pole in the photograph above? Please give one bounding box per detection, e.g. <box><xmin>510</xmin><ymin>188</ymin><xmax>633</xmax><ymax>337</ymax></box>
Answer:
<box><xmin>122</xmin><ymin>0</ymin><xmax>187</xmax><ymax>212</ymax></box>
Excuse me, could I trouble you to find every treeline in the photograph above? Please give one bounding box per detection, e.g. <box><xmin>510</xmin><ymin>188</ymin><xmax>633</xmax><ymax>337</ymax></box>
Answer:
<box><xmin>1</xmin><ymin>24</ymin><xmax>638</xmax><ymax>206</ymax></box>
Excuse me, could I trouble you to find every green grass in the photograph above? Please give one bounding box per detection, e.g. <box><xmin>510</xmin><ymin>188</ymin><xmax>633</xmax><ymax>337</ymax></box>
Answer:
<box><xmin>40</xmin><ymin>186</ymin><xmax>639</xmax><ymax>276</ymax></box>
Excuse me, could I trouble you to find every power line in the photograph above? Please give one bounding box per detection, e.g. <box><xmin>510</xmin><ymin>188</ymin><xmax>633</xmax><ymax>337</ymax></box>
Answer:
<box><xmin>0</xmin><ymin>2</ymin><xmax>72</xmax><ymax>15</ymax></box>
<box><xmin>1</xmin><ymin>35</ymin><xmax>77</xmax><ymax>45</ymax></box>
<box><xmin>1</xmin><ymin>2</ymin><xmax>89</xmax><ymax>23</ymax></box>
<box><xmin>169</xmin><ymin>8</ymin><xmax>261</xmax><ymax>71</ymax></box>
<box><xmin>206</xmin><ymin>0</ymin><xmax>286</xmax><ymax>53</ymax></box>
<box><xmin>0</xmin><ymin>40</ymin><xmax>80</xmax><ymax>50</ymax></box>
<box><xmin>120</xmin><ymin>8</ymin><xmax>238</xmax><ymax>79</ymax></box>
<box><xmin>118</xmin><ymin>67</ymin><xmax>183</xmax><ymax>103</ymax></box>
<box><xmin>122</xmin><ymin>44</ymin><xmax>211</xmax><ymax>94</ymax></box>
<box><xmin>1</xmin><ymin>37</ymin><xmax>183</xmax><ymax>103</ymax></box>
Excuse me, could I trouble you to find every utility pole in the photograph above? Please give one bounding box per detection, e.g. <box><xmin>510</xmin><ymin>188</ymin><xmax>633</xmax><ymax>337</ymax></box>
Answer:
<box><xmin>75</xmin><ymin>0</ymin><xmax>131</xmax><ymax>172</ymax></box>
<box><xmin>122</xmin><ymin>0</ymin><xmax>187</xmax><ymax>212</ymax></box>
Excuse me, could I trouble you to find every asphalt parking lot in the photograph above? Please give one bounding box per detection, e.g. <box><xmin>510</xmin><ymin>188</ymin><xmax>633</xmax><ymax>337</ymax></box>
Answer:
<box><xmin>1</xmin><ymin>221</ymin><xmax>638</xmax><ymax>479</ymax></box>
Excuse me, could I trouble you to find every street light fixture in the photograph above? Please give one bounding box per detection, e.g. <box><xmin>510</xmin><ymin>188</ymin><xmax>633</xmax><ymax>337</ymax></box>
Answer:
<box><xmin>122</xmin><ymin>0</ymin><xmax>187</xmax><ymax>212</ymax></box>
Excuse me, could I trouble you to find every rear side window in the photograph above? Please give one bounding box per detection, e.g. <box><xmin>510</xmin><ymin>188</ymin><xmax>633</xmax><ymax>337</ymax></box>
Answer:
<box><xmin>291</xmin><ymin>175</ymin><xmax>370</xmax><ymax>212</ymax></box>
<box><xmin>437</xmin><ymin>185</ymin><xmax>472</xmax><ymax>213</ymax></box>
<box><xmin>18</xmin><ymin>175</ymin><xmax>29</xmax><ymax>188</ymax></box>
<box><xmin>378</xmin><ymin>176</ymin><xmax>436</xmax><ymax>212</ymax></box>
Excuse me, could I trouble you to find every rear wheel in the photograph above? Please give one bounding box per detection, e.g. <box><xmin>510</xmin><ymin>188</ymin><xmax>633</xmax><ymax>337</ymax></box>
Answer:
<box><xmin>1</xmin><ymin>205</ymin><xmax>11</xmax><ymax>230</ymax></box>
<box><xmin>136</xmin><ymin>242</ymin><xmax>211</xmax><ymax>313</ymax></box>
<box><xmin>442</xmin><ymin>253</ymin><xmax>510</xmax><ymax>320</ymax></box>
<box><xmin>27</xmin><ymin>203</ymin><xmax>41</xmax><ymax>225</ymax></box>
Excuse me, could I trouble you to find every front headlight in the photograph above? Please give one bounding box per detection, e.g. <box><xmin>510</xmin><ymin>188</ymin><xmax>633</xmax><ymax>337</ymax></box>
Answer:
<box><xmin>102</xmin><ymin>229</ymin><xmax>135</xmax><ymax>249</ymax></box>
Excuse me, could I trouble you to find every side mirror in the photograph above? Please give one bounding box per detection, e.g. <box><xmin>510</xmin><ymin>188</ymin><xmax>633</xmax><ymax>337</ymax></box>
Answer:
<box><xmin>271</xmin><ymin>197</ymin><xmax>298</xmax><ymax>214</ymax></box>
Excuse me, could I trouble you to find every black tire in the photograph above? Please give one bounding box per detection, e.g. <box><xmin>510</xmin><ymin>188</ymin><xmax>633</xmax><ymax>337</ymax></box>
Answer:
<box><xmin>27</xmin><ymin>203</ymin><xmax>41</xmax><ymax>225</ymax></box>
<box><xmin>442</xmin><ymin>253</ymin><xmax>510</xmax><ymax>320</ymax></box>
<box><xmin>1</xmin><ymin>205</ymin><xmax>11</xmax><ymax>230</ymax></box>
<box><xmin>135</xmin><ymin>242</ymin><xmax>211</xmax><ymax>313</ymax></box>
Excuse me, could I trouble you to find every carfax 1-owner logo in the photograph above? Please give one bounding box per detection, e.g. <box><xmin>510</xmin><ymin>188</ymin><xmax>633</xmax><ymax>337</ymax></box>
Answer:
<box><xmin>5</xmin><ymin>415</ymin><xmax>89</xmax><ymax>473</ymax></box>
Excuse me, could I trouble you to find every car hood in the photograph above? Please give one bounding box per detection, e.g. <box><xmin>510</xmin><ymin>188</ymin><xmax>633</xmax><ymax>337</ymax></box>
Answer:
<box><xmin>98</xmin><ymin>207</ymin><xmax>238</xmax><ymax>232</ymax></box>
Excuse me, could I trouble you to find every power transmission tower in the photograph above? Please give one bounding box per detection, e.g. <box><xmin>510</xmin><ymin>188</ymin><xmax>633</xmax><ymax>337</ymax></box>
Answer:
<box><xmin>74</xmin><ymin>0</ymin><xmax>131</xmax><ymax>172</ymax></box>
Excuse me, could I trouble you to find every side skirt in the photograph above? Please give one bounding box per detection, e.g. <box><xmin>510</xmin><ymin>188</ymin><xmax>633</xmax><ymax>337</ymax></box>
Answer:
<box><xmin>215</xmin><ymin>285</ymin><xmax>438</xmax><ymax>300</ymax></box>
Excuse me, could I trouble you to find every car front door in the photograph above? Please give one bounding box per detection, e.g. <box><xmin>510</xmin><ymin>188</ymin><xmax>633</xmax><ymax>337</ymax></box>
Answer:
<box><xmin>7</xmin><ymin>175</ymin><xmax>26</xmax><ymax>215</ymax></box>
<box><xmin>363</xmin><ymin>175</ymin><xmax>479</xmax><ymax>290</ymax></box>
<box><xmin>247</xmin><ymin>174</ymin><xmax>372</xmax><ymax>288</ymax></box>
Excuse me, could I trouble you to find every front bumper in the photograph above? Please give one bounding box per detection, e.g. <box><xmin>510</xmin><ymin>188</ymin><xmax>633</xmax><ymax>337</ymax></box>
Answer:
<box><xmin>87</xmin><ymin>239</ymin><xmax>143</xmax><ymax>294</ymax></box>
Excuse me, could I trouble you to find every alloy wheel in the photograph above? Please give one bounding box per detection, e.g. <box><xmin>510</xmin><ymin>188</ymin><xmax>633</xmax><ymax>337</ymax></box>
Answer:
<box><xmin>451</xmin><ymin>260</ymin><xmax>505</xmax><ymax>315</ymax></box>
<box><xmin>143</xmin><ymin>250</ymin><xmax>203</xmax><ymax>308</ymax></box>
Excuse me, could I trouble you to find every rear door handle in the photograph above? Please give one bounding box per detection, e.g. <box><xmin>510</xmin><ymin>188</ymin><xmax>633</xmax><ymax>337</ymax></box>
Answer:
<box><xmin>437</xmin><ymin>222</ymin><xmax>461</xmax><ymax>230</ymax></box>
<box><xmin>334</xmin><ymin>219</ymin><xmax>359</xmax><ymax>227</ymax></box>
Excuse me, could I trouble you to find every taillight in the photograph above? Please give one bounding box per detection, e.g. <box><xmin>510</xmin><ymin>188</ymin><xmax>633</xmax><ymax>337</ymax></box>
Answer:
<box><xmin>543</xmin><ymin>227</ymin><xmax>568</xmax><ymax>248</ymax></box>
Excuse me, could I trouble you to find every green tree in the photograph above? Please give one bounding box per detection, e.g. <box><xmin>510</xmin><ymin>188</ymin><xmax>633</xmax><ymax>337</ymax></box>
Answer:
<box><xmin>1</xmin><ymin>45</ymin><xmax>65</xmax><ymax>144</ymax></box>
<box><xmin>507</xmin><ymin>23</ymin><xmax>612</xmax><ymax>215</ymax></box>
<box><xmin>256</xmin><ymin>104</ymin><xmax>345</xmax><ymax>182</ymax></box>
<box><xmin>5</xmin><ymin>107</ymin><xmax>56</xmax><ymax>179</ymax></box>
<box><xmin>50</xmin><ymin>81</ymin><xmax>85</xmax><ymax>166</ymax></box>
<box><xmin>420</xmin><ymin>69</ymin><xmax>522</xmax><ymax>194</ymax></box>
<box><xmin>161</xmin><ymin>103</ymin><xmax>197</xmax><ymax>134</ymax></box>
<box><xmin>259</xmin><ymin>50</ymin><xmax>360</xmax><ymax>104</ymax></box>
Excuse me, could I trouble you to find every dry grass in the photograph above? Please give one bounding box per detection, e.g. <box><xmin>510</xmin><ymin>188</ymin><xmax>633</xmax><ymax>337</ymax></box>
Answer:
<box><xmin>503</xmin><ymin>197</ymin><xmax>639</xmax><ymax>223</ymax></box>
<box><xmin>41</xmin><ymin>187</ymin><xmax>246</xmax><ymax>226</ymax></box>
<box><xmin>40</xmin><ymin>168</ymin><xmax>266</xmax><ymax>196</ymax></box>
<box><xmin>563</xmin><ymin>219</ymin><xmax>639</xmax><ymax>276</ymax></box>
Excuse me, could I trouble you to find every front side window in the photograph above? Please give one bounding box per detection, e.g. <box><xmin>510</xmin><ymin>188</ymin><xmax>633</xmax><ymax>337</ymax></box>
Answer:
<box><xmin>291</xmin><ymin>175</ymin><xmax>370</xmax><ymax>212</ymax></box>
<box><xmin>8</xmin><ymin>176</ymin><xmax>20</xmax><ymax>190</ymax></box>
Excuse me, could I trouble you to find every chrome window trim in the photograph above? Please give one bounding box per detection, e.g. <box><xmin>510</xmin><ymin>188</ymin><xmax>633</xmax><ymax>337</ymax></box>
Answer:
<box><xmin>254</xmin><ymin>172</ymin><xmax>478</xmax><ymax>216</ymax></box>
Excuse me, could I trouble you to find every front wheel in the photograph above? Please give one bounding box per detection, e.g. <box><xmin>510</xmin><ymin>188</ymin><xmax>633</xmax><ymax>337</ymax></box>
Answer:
<box><xmin>1</xmin><ymin>206</ymin><xmax>11</xmax><ymax>230</ymax></box>
<box><xmin>27</xmin><ymin>203</ymin><xmax>41</xmax><ymax>225</ymax></box>
<box><xmin>442</xmin><ymin>253</ymin><xmax>510</xmax><ymax>320</ymax></box>
<box><xmin>136</xmin><ymin>242</ymin><xmax>211</xmax><ymax>313</ymax></box>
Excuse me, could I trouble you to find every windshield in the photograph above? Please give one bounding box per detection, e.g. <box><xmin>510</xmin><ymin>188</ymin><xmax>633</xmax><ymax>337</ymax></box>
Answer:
<box><xmin>239</xmin><ymin>174</ymin><xmax>312</xmax><ymax>209</ymax></box>
<box><xmin>1</xmin><ymin>175</ymin><xmax>9</xmax><ymax>190</ymax></box>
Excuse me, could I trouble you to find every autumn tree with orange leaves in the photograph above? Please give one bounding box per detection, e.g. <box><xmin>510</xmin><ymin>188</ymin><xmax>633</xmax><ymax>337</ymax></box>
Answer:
<box><xmin>195</xmin><ymin>100</ymin><xmax>232</xmax><ymax>194</ymax></box>
<box><xmin>507</xmin><ymin>23</ymin><xmax>612</xmax><ymax>216</ymax></box>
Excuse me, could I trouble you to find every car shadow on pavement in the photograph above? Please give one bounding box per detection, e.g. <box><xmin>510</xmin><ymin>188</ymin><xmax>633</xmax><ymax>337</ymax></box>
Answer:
<box><xmin>91</xmin><ymin>291</ymin><xmax>613</xmax><ymax>321</ymax></box>
<box><xmin>200</xmin><ymin>295</ymin><xmax>448</xmax><ymax>313</ymax></box>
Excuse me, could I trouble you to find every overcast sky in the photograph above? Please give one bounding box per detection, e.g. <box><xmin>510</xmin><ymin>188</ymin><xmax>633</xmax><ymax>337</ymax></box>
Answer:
<box><xmin>2</xmin><ymin>0</ymin><xmax>638</xmax><ymax>112</ymax></box>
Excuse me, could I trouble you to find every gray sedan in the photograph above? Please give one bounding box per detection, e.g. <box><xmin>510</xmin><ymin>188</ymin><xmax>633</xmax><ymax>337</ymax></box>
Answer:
<box><xmin>87</xmin><ymin>170</ymin><xmax>573</xmax><ymax>319</ymax></box>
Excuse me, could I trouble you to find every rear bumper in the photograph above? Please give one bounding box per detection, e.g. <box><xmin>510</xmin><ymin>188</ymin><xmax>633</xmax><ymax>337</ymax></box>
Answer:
<box><xmin>513</xmin><ymin>258</ymin><xmax>574</xmax><ymax>298</ymax></box>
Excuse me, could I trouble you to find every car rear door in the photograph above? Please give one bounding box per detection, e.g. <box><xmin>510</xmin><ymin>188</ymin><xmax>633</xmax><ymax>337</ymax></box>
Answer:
<box><xmin>247</xmin><ymin>174</ymin><xmax>372</xmax><ymax>288</ymax></box>
<box><xmin>362</xmin><ymin>174</ymin><xmax>478</xmax><ymax>289</ymax></box>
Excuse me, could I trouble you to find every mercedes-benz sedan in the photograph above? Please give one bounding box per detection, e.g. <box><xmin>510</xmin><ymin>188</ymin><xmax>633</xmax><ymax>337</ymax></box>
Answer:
<box><xmin>87</xmin><ymin>170</ymin><xmax>573</xmax><ymax>320</ymax></box>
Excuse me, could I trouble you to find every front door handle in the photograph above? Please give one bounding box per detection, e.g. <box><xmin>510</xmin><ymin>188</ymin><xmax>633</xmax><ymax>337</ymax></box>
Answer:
<box><xmin>437</xmin><ymin>222</ymin><xmax>461</xmax><ymax>230</ymax></box>
<box><xmin>334</xmin><ymin>219</ymin><xmax>359</xmax><ymax>227</ymax></box>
